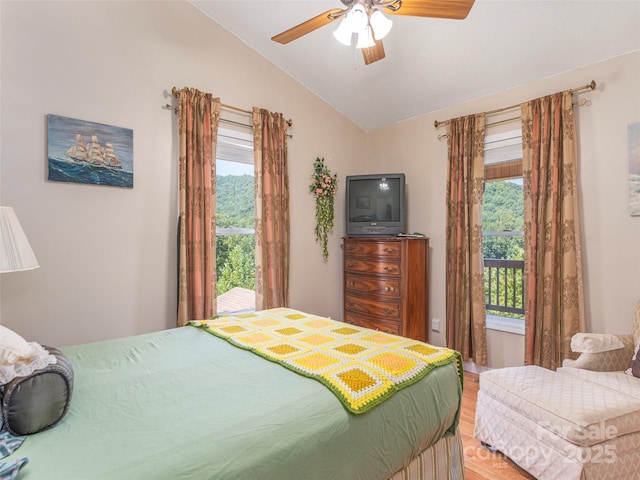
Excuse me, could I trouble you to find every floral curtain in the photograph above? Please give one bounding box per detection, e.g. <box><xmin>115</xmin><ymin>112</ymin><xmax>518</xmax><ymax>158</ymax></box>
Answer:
<box><xmin>177</xmin><ymin>88</ymin><xmax>220</xmax><ymax>326</ymax></box>
<box><xmin>521</xmin><ymin>91</ymin><xmax>585</xmax><ymax>369</ymax></box>
<box><xmin>253</xmin><ymin>108</ymin><xmax>290</xmax><ymax>310</ymax></box>
<box><xmin>445</xmin><ymin>114</ymin><xmax>487</xmax><ymax>366</ymax></box>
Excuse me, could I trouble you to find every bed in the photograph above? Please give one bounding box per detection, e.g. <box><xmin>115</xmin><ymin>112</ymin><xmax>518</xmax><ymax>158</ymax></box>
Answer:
<box><xmin>4</xmin><ymin>308</ymin><xmax>464</xmax><ymax>480</ymax></box>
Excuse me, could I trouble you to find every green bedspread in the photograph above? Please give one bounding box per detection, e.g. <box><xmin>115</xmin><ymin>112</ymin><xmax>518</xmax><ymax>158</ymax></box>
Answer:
<box><xmin>189</xmin><ymin>308</ymin><xmax>462</xmax><ymax>414</ymax></box>
<box><xmin>6</xmin><ymin>317</ymin><xmax>462</xmax><ymax>480</ymax></box>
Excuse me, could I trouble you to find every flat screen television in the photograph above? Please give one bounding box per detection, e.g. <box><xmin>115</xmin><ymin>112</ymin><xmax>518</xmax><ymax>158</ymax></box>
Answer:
<box><xmin>345</xmin><ymin>173</ymin><xmax>406</xmax><ymax>236</ymax></box>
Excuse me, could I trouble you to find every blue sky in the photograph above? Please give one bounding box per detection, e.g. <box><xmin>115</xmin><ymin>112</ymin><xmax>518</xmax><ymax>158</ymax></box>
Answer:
<box><xmin>217</xmin><ymin>159</ymin><xmax>253</xmax><ymax>176</ymax></box>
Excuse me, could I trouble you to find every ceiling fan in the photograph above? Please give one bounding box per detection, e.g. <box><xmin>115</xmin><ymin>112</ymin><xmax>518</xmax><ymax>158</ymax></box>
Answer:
<box><xmin>271</xmin><ymin>0</ymin><xmax>476</xmax><ymax>65</ymax></box>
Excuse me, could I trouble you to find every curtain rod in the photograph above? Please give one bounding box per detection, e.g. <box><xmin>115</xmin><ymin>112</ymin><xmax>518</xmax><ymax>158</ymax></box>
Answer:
<box><xmin>433</xmin><ymin>80</ymin><xmax>597</xmax><ymax>128</ymax></box>
<box><xmin>161</xmin><ymin>103</ymin><xmax>252</xmax><ymax>129</ymax></box>
<box><xmin>170</xmin><ymin>87</ymin><xmax>293</xmax><ymax>127</ymax></box>
<box><xmin>435</xmin><ymin>98</ymin><xmax>592</xmax><ymax>140</ymax></box>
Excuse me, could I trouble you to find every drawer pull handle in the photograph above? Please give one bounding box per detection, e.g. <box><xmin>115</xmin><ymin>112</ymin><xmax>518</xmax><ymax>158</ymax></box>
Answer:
<box><xmin>383</xmin><ymin>248</ymin><xmax>397</xmax><ymax>254</ymax></box>
<box><xmin>383</xmin><ymin>266</ymin><xmax>397</xmax><ymax>273</ymax></box>
<box><xmin>384</xmin><ymin>286</ymin><xmax>395</xmax><ymax>293</ymax></box>
<box><xmin>347</xmin><ymin>263</ymin><xmax>355</xmax><ymax>268</ymax></box>
<box><xmin>383</xmin><ymin>308</ymin><xmax>396</xmax><ymax>315</ymax></box>
<box><xmin>348</xmin><ymin>281</ymin><xmax>354</xmax><ymax>286</ymax></box>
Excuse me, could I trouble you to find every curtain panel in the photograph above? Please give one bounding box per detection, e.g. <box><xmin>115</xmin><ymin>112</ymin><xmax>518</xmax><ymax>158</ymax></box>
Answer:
<box><xmin>521</xmin><ymin>91</ymin><xmax>585</xmax><ymax>369</ymax></box>
<box><xmin>253</xmin><ymin>108</ymin><xmax>290</xmax><ymax>310</ymax></box>
<box><xmin>445</xmin><ymin>114</ymin><xmax>488</xmax><ymax>366</ymax></box>
<box><xmin>177</xmin><ymin>88</ymin><xmax>220</xmax><ymax>326</ymax></box>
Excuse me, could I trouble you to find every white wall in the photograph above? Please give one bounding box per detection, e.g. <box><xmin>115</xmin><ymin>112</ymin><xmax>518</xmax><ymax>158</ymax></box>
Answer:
<box><xmin>369</xmin><ymin>52</ymin><xmax>640</xmax><ymax>367</ymax></box>
<box><xmin>0</xmin><ymin>1</ymin><xmax>365</xmax><ymax>346</ymax></box>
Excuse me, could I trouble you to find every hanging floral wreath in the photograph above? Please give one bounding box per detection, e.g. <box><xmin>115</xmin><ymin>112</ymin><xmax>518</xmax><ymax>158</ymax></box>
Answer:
<box><xmin>309</xmin><ymin>157</ymin><xmax>338</xmax><ymax>261</ymax></box>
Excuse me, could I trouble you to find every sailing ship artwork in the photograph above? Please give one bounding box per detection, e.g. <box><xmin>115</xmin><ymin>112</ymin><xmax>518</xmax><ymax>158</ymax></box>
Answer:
<box><xmin>47</xmin><ymin>114</ymin><xmax>133</xmax><ymax>188</ymax></box>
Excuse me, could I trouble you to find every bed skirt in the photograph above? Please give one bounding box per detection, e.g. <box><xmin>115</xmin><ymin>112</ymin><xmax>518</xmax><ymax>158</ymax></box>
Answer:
<box><xmin>388</xmin><ymin>429</ymin><xmax>464</xmax><ymax>480</ymax></box>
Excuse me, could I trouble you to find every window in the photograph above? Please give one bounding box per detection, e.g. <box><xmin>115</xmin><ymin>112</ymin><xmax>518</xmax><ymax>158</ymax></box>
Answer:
<box><xmin>483</xmin><ymin>129</ymin><xmax>525</xmax><ymax>334</ymax></box>
<box><xmin>215</xmin><ymin>127</ymin><xmax>255</xmax><ymax>314</ymax></box>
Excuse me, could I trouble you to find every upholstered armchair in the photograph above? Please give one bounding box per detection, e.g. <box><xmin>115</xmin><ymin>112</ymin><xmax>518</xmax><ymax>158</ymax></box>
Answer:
<box><xmin>562</xmin><ymin>300</ymin><xmax>640</xmax><ymax>372</ymax></box>
<box><xmin>475</xmin><ymin>300</ymin><xmax>640</xmax><ymax>480</ymax></box>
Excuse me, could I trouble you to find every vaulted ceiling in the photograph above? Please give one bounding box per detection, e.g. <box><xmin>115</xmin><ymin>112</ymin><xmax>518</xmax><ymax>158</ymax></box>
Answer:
<box><xmin>190</xmin><ymin>0</ymin><xmax>640</xmax><ymax>131</ymax></box>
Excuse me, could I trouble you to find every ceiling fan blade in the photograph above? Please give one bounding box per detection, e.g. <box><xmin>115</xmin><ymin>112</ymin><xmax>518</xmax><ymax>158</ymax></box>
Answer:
<box><xmin>271</xmin><ymin>9</ymin><xmax>343</xmax><ymax>44</ymax></box>
<box><xmin>384</xmin><ymin>0</ymin><xmax>475</xmax><ymax>20</ymax></box>
<box><xmin>362</xmin><ymin>39</ymin><xmax>385</xmax><ymax>65</ymax></box>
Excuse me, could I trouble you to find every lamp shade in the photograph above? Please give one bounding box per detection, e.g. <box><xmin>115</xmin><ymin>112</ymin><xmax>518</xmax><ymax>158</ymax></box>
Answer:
<box><xmin>370</xmin><ymin>10</ymin><xmax>393</xmax><ymax>40</ymax></box>
<box><xmin>356</xmin><ymin>26</ymin><xmax>375</xmax><ymax>49</ymax></box>
<box><xmin>0</xmin><ymin>207</ymin><xmax>39</xmax><ymax>273</ymax></box>
<box><xmin>349</xmin><ymin>4</ymin><xmax>368</xmax><ymax>33</ymax></box>
<box><xmin>333</xmin><ymin>17</ymin><xmax>353</xmax><ymax>46</ymax></box>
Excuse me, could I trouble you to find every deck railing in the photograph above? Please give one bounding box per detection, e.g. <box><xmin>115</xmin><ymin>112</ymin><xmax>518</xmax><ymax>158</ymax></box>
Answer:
<box><xmin>484</xmin><ymin>258</ymin><xmax>525</xmax><ymax>316</ymax></box>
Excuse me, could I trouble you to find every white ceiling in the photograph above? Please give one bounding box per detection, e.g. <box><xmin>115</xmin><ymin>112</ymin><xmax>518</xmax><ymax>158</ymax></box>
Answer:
<box><xmin>189</xmin><ymin>0</ymin><xmax>640</xmax><ymax>131</ymax></box>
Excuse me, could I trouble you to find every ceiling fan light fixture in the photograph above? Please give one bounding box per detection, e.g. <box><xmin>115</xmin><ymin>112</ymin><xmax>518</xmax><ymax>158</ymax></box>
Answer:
<box><xmin>355</xmin><ymin>25</ymin><xmax>375</xmax><ymax>49</ymax></box>
<box><xmin>369</xmin><ymin>10</ymin><xmax>392</xmax><ymax>40</ymax></box>
<box><xmin>333</xmin><ymin>17</ymin><xmax>353</xmax><ymax>46</ymax></box>
<box><xmin>272</xmin><ymin>0</ymin><xmax>477</xmax><ymax>65</ymax></box>
<box><xmin>349</xmin><ymin>4</ymin><xmax>369</xmax><ymax>34</ymax></box>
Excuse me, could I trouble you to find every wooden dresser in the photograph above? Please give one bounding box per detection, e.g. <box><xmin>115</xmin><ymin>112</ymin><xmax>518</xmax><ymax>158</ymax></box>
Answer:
<box><xmin>343</xmin><ymin>236</ymin><xmax>429</xmax><ymax>342</ymax></box>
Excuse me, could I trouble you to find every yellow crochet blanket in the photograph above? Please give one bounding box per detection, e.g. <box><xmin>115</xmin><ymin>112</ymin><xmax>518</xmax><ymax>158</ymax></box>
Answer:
<box><xmin>189</xmin><ymin>308</ymin><xmax>462</xmax><ymax>414</ymax></box>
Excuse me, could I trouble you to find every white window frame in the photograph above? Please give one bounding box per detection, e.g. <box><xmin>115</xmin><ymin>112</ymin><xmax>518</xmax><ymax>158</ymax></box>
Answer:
<box><xmin>483</xmin><ymin>128</ymin><xmax>525</xmax><ymax>336</ymax></box>
<box><xmin>216</xmin><ymin>126</ymin><xmax>255</xmax><ymax>236</ymax></box>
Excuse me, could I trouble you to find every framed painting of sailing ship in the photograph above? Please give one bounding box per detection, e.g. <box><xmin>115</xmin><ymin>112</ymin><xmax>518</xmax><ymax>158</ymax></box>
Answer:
<box><xmin>47</xmin><ymin>114</ymin><xmax>133</xmax><ymax>188</ymax></box>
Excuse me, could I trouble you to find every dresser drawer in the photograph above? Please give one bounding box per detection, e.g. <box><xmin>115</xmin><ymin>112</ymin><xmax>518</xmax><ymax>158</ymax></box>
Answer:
<box><xmin>345</xmin><ymin>274</ymin><xmax>400</xmax><ymax>298</ymax></box>
<box><xmin>344</xmin><ymin>294</ymin><xmax>401</xmax><ymax>319</ymax></box>
<box><xmin>344</xmin><ymin>312</ymin><xmax>402</xmax><ymax>336</ymax></box>
<box><xmin>343</xmin><ymin>236</ymin><xmax>429</xmax><ymax>343</ymax></box>
<box><xmin>344</xmin><ymin>258</ymin><xmax>401</xmax><ymax>276</ymax></box>
<box><xmin>344</xmin><ymin>240</ymin><xmax>401</xmax><ymax>258</ymax></box>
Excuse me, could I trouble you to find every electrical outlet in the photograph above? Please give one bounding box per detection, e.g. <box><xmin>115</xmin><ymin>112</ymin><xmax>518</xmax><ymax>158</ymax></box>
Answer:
<box><xmin>432</xmin><ymin>318</ymin><xmax>441</xmax><ymax>332</ymax></box>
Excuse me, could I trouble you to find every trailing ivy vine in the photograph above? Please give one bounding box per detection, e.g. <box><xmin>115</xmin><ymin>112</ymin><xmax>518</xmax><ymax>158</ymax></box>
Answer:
<box><xmin>309</xmin><ymin>157</ymin><xmax>338</xmax><ymax>261</ymax></box>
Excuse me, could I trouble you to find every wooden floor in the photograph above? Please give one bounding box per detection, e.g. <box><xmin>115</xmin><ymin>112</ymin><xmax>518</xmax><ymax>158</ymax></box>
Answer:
<box><xmin>460</xmin><ymin>372</ymin><xmax>536</xmax><ymax>480</ymax></box>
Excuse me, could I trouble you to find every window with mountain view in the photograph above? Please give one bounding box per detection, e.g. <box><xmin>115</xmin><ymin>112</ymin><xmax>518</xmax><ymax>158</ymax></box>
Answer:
<box><xmin>483</xmin><ymin>129</ymin><xmax>525</xmax><ymax>330</ymax></box>
<box><xmin>215</xmin><ymin>128</ymin><xmax>256</xmax><ymax>314</ymax></box>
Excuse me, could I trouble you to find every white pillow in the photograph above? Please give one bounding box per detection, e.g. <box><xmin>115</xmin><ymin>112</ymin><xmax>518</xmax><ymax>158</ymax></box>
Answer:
<box><xmin>0</xmin><ymin>325</ymin><xmax>56</xmax><ymax>384</ymax></box>
<box><xmin>1</xmin><ymin>325</ymin><xmax>36</xmax><ymax>361</ymax></box>
<box><xmin>570</xmin><ymin>332</ymin><xmax>624</xmax><ymax>353</ymax></box>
